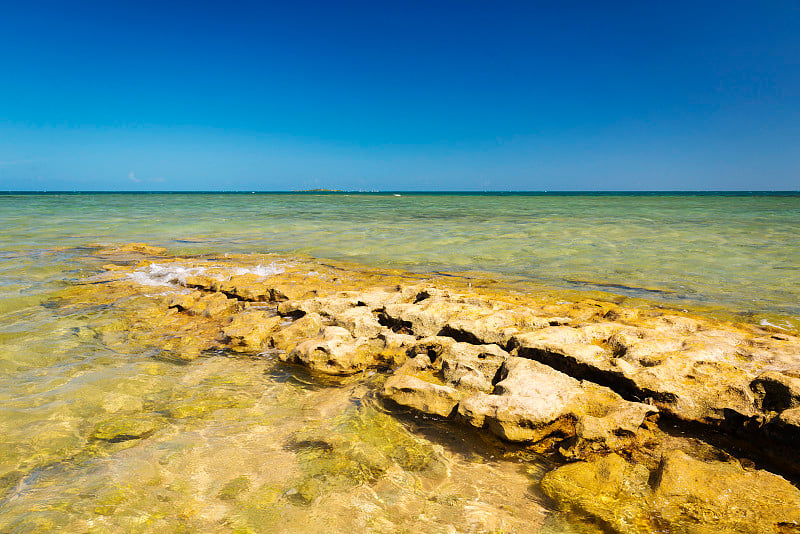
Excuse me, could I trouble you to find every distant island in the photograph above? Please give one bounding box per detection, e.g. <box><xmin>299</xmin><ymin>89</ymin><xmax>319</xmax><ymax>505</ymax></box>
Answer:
<box><xmin>293</xmin><ymin>188</ymin><xmax>344</xmax><ymax>192</ymax></box>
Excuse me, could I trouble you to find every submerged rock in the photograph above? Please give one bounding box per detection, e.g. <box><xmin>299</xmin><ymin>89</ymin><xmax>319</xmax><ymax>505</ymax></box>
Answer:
<box><xmin>111</xmin><ymin>242</ymin><xmax>167</xmax><ymax>256</ymax></box>
<box><xmin>90</xmin><ymin>416</ymin><xmax>162</xmax><ymax>442</ymax></box>
<box><xmin>282</xmin><ymin>404</ymin><xmax>448</xmax><ymax>507</ymax></box>
<box><xmin>217</xmin><ymin>475</ymin><xmax>252</xmax><ymax>501</ymax></box>
<box><xmin>540</xmin><ymin>451</ymin><xmax>800</xmax><ymax>534</ymax></box>
<box><xmin>164</xmin><ymin>393</ymin><xmax>252</xmax><ymax>419</ymax></box>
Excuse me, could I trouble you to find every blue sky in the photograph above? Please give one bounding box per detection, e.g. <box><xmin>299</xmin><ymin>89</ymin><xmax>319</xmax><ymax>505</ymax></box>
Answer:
<box><xmin>1</xmin><ymin>1</ymin><xmax>798</xmax><ymax>191</ymax></box>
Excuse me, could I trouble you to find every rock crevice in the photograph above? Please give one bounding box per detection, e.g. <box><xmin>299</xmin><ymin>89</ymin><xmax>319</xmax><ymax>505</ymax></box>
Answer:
<box><xmin>82</xmin><ymin>246</ymin><xmax>800</xmax><ymax>532</ymax></box>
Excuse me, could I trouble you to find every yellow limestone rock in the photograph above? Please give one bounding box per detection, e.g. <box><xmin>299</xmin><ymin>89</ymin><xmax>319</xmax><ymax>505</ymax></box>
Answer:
<box><xmin>222</xmin><ymin>311</ymin><xmax>283</xmax><ymax>352</ymax></box>
<box><xmin>457</xmin><ymin>357</ymin><xmax>656</xmax><ymax>457</ymax></box>
<box><xmin>114</xmin><ymin>242</ymin><xmax>167</xmax><ymax>255</ymax></box>
<box><xmin>271</xmin><ymin>313</ymin><xmax>324</xmax><ymax>354</ymax></box>
<box><xmin>382</xmin><ymin>374</ymin><xmax>462</xmax><ymax>417</ymax></box>
<box><xmin>540</xmin><ymin>451</ymin><xmax>800</xmax><ymax>534</ymax></box>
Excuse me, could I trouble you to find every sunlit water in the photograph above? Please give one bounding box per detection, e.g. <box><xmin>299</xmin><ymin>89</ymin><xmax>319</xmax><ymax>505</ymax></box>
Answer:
<box><xmin>1</xmin><ymin>192</ymin><xmax>798</xmax><ymax>532</ymax></box>
<box><xmin>4</xmin><ymin>192</ymin><xmax>799</xmax><ymax>323</ymax></box>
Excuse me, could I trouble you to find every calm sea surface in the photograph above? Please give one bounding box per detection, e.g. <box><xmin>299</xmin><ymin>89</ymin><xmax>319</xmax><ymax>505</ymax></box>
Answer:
<box><xmin>3</xmin><ymin>192</ymin><xmax>799</xmax><ymax>324</ymax></box>
<box><xmin>0</xmin><ymin>192</ymin><xmax>798</xmax><ymax>532</ymax></box>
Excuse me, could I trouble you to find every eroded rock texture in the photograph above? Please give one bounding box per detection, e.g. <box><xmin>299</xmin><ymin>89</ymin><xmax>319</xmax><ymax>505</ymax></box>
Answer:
<box><xmin>541</xmin><ymin>451</ymin><xmax>800</xmax><ymax>533</ymax></box>
<box><xmin>70</xmin><ymin>244</ymin><xmax>800</xmax><ymax>533</ymax></box>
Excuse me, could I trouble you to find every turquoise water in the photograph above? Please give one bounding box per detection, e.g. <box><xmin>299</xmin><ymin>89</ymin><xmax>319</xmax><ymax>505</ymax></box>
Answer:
<box><xmin>0</xmin><ymin>192</ymin><xmax>799</xmax><ymax>532</ymax></box>
<box><xmin>3</xmin><ymin>192</ymin><xmax>799</xmax><ymax>325</ymax></box>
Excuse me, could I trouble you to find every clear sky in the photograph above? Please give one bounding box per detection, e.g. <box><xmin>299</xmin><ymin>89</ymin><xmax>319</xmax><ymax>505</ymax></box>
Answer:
<box><xmin>1</xmin><ymin>1</ymin><xmax>798</xmax><ymax>191</ymax></box>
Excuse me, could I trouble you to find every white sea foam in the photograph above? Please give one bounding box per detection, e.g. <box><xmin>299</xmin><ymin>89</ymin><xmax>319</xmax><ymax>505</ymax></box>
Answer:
<box><xmin>760</xmin><ymin>318</ymin><xmax>789</xmax><ymax>330</ymax></box>
<box><xmin>128</xmin><ymin>264</ymin><xmax>208</xmax><ymax>287</ymax></box>
<box><xmin>231</xmin><ymin>263</ymin><xmax>285</xmax><ymax>277</ymax></box>
<box><xmin>129</xmin><ymin>262</ymin><xmax>287</xmax><ymax>287</ymax></box>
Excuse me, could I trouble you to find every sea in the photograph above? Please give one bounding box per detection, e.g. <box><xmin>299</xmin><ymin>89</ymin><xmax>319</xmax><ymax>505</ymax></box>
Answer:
<box><xmin>0</xmin><ymin>191</ymin><xmax>798</xmax><ymax>532</ymax></box>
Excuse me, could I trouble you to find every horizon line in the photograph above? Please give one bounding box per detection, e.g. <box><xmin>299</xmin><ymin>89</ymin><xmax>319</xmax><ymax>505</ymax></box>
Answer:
<box><xmin>2</xmin><ymin>190</ymin><xmax>800</xmax><ymax>195</ymax></box>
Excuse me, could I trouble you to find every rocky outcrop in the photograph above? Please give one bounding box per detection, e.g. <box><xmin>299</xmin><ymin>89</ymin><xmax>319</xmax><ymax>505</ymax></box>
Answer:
<box><xmin>408</xmin><ymin>336</ymin><xmax>508</xmax><ymax>393</ymax></box>
<box><xmin>115</xmin><ymin>256</ymin><xmax>800</xmax><ymax>465</ymax></box>
<box><xmin>458</xmin><ymin>357</ymin><xmax>657</xmax><ymax>458</ymax></box>
<box><xmin>269</xmin><ymin>313</ymin><xmax>324</xmax><ymax>353</ymax></box>
<box><xmin>111</xmin><ymin>256</ymin><xmax>800</xmax><ymax>464</ymax></box>
<box><xmin>168</xmin><ymin>291</ymin><xmax>240</xmax><ymax>317</ymax></box>
<box><xmin>282</xmin><ymin>326</ymin><xmax>395</xmax><ymax>375</ymax></box>
<box><xmin>441</xmin><ymin>308</ymin><xmax>565</xmax><ymax>346</ymax></box>
<box><xmin>333</xmin><ymin>306</ymin><xmax>385</xmax><ymax>338</ymax></box>
<box><xmin>383</xmin><ymin>374</ymin><xmax>462</xmax><ymax>417</ymax></box>
<box><xmin>222</xmin><ymin>311</ymin><xmax>282</xmax><ymax>352</ymax></box>
<box><xmin>219</xmin><ymin>274</ymin><xmax>273</xmax><ymax>302</ymax></box>
<box><xmin>86</xmin><ymin>247</ymin><xmax>800</xmax><ymax>532</ymax></box>
<box><xmin>381</xmin><ymin>346</ymin><xmax>655</xmax><ymax>459</ymax></box>
<box><xmin>510</xmin><ymin>322</ymin><xmax>800</xmax><ymax>438</ymax></box>
<box><xmin>751</xmin><ymin>370</ymin><xmax>800</xmax><ymax>413</ymax></box>
<box><xmin>381</xmin><ymin>296</ymin><xmax>492</xmax><ymax>337</ymax></box>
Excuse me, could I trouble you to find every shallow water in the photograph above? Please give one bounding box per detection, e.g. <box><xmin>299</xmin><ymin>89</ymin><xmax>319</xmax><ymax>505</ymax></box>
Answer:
<box><xmin>1</xmin><ymin>192</ymin><xmax>798</xmax><ymax>532</ymax></box>
<box><xmin>3</xmin><ymin>192</ymin><xmax>798</xmax><ymax>327</ymax></box>
<box><xmin>0</xmin><ymin>259</ymin><xmax>555</xmax><ymax>532</ymax></box>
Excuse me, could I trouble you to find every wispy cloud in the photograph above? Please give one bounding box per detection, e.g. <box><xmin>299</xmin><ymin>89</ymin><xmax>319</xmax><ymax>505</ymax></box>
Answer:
<box><xmin>128</xmin><ymin>171</ymin><xmax>141</xmax><ymax>183</ymax></box>
<box><xmin>0</xmin><ymin>159</ymin><xmax>33</xmax><ymax>166</ymax></box>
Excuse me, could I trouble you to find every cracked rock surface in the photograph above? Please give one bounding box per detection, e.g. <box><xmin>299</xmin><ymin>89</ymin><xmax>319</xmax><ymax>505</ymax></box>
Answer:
<box><xmin>69</xmin><ymin>244</ymin><xmax>800</xmax><ymax>532</ymax></box>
